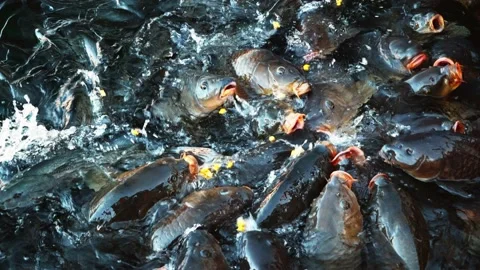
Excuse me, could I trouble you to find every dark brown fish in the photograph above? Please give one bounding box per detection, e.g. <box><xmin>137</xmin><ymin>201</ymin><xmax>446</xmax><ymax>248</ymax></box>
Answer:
<box><xmin>378</xmin><ymin>36</ymin><xmax>428</xmax><ymax>75</ymax></box>
<box><xmin>238</xmin><ymin>230</ymin><xmax>290</xmax><ymax>270</ymax></box>
<box><xmin>368</xmin><ymin>173</ymin><xmax>430</xmax><ymax>270</ymax></box>
<box><xmin>151</xmin><ymin>73</ymin><xmax>236</xmax><ymax>123</ymax></box>
<box><xmin>302</xmin><ymin>171</ymin><xmax>363</xmax><ymax>269</ymax></box>
<box><xmin>232</xmin><ymin>49</ymin><xmax>310</xmax><ymax>99</ymax></box>
<box><xmin>255</xmin><ymin>142</ymin><xmax>336</xmax><ymax>228</ymax></box>
<box><xmin>405</xmin><ymin>63</ymin><xmax>463</xmax><ymax>98</ymax></box>
<box><xmin>175</xmin><ymin>230</ymin><xmax>230</xmax><ymax>270</ymax></box>
<box><xmin>379</xmin><ymin>131</ymin><xmax>480</xmax><ymax>181</ymax></box>
<box><xmin>150</xmin><ymin>186</ymin><xmax>253</xmax><ymax>252</ymax></box>
<box><xmin>88</xmin><ymin>155</ymin><xmax>198</xmax><ymax>224</ymax></box>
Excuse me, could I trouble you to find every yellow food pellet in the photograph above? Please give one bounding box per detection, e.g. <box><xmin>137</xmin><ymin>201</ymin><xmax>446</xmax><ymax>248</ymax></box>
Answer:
<box><xmin>212</xmin><ymin>163</ymin><xmax>221</xmax><ymax>172</ymax></box>
<box><xmin>290</xmin><ymin>146</ymin><xmax>305</xmax><ymax>158</ymax></box>
<box><xmin>199</xmin><ymin>167</ymin><xmax>214</xmax><ymax>179</ymax></box>
<box><xmin>219</xmin><ymin>108</ymin><xmax>227</xmax><ymax>115</ymax></box>
<box><xmin>272</xmin><ymin>21</ymin><xmax>281</xmax><ymax>30</ymax></box>
<box><xmin>269</xmin><ymin>136</ymin><xmax>276</xmax><ymax>142</ymax></box>
<box><xmin>336</xmin><ymin>0</ymin><xmax>342</xmax><ymax>6</ymax></box>
<box><xmin>236</xmin><ymin>217</ymin><xmax>246</xmax><ymax>232</ymax></box>
<box><xmin>303</xmin><ymin>64</ymin><xmax>310</xmax><ymax>72</ymax></box>
<box><xmin>226</xmin><ymin>160</ymin><xmax>235</xmax><ymax>169</ymax></box>
<box><xmin>99</xmin><ymin>89</ymin><xmax>107</xmax><ymax>97</ymax></box>
<box><xmin>131</xmin><ymin>128</ymin><xmax>141</xmax><ymax>136</ymax></box>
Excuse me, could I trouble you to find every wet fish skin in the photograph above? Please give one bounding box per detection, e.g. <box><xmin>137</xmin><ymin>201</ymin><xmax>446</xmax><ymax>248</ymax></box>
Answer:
<box><xmin>405</xmin><ymin>64</ymin><xmax>462</xmax><ymax>98</ymax></box>
<box><xmin>301</xmin><ymin>171</ymin><xmax>363</xmax><ymax>270</ymax></box>
<box><xmin>232</xmin><ymin>49</ymin><xmax>310</xmax><ymax>99</ymax></box>
<box><xmin>88</xmin><ymin>157</ymin><xmax>192</xmax><ymax>224</ymax></box>
<box><xmin>379</xmin><ymin>131</ymin><xmax>480</xmax><ymax>181</ymax></box>
<box><xmin>255</xmin><ymin>143</ymin><xmax>334</xmax><ymax>228</ymax></box>
<box><xmin>365</xmin><ymin>226</ymin><xmax>408</xmax><ymax>270</ymax></box>
<box><xmin>368</xmin><ymin>174</ymin><xmax>430</xmax><ymax>270</ymax></box>
<box><xmin>428</xmin><ymin>38</ymin><xmax>480</xmax><ymax>66</ymax></box>
<box><xmin>151</xmin><ymin>73</ymin><xmax>236</xmax><ymax>123</ymax></box>
<box><xmin>390</xmin><ymin>112</ymin><xmax>458</xmax><ymax>135</ymax></box>
<box><xmin>238</xmin><ymin>230</ymin><xmax>290</xmax><ymax>270</ymax></box>
<box><xmin>378</xmin><ymin>36</ymin><xmax>428</xmax><ymax>75</ymax></box>
<box><xmin>175</xmin><ymin>230</ymin><xmax>230</xmax><ymax>270</ymax></box>
<box><xmin>150</xmin><ymin>186</ymin><xmax>253</xmax><ymax>252</ymax></box>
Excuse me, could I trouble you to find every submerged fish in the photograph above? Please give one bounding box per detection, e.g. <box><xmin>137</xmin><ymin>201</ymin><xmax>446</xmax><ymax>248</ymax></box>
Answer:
<box><xmin>174</xmin><ymin>230</ymin><xmax>229</xmax><ymax>270</ymax></box>
<box><xmin>150</xmin><ymin>186</ymin><xmax>253</xmax><ymax>252</ymax></box>
<box><xmin>232</xmin><ymin>49</ymin><xmax>310</xmax><ymax>100</ymax></box>
<box><xmin>255</xmin><ymin>142</ymin><xmax>335</xmax><ymax>228</ymax></box>
<box><xmin>301</xmin><ymin>171</ymin><xmax>363</xmax><ymax>269</ymax></box>
<box><xmin>377</xmin><ymin>36</ymin><xmax>428</xmax><ymax>75</ymax></box>
<box><xmin>88</xmin><ymin>155</ymin><xmax>198</xmax><ymax>224</ymax></box>
<box><xmin>238</xmin><ymin>230</ymin><xmax>290</xmax><ymax>270</ymax></box>
<box><xmin>405</xmin><ymin>63</ymin><xmax>463</xmax><ymax>98</ymax></box>
<box><xmin>151</xmin><ymin>73</ymin><xmax>236</xmax><ymax>123</ymax></box>
<box><xmin>379</xmin><ymin>131</ymin><xmax>480</xmax><ymax>181</ymax></box>
<box><xmin>368</xmin><ymin>173</ymin><xmax>430</xmax><ymax>270</ymax></box>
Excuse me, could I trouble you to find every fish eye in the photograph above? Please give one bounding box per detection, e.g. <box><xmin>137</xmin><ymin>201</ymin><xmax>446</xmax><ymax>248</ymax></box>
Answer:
<box><xmin>406</xmin><ymin>148</ymin><xmax>413</xmax><ymax>155</ymax></box>
<box><xmin>340</xmin><ymin>200</ymin><xmax>350</xmax><ymax>210</ymax></box>
<box><xmin>276</xmin><ymin>66</ymin><xmax>286</xmax><ymax>75</ymax></box>
<box><xmin>325</xmin><ymin>100</ymin><xmax>335</xmax><ymax>110</ymax></box>
<box><xmin>219</xmin><ymin>188</ymin><xmax>230</xmax><ymax>195</ymax></box>
<box><xmin>199</xmin><ymin>249</ymin><xmax>212</xmax><ymax>258</ymax></box>
<box><xmin>200</xmin><ymin>81</ymin><xmax>208</xmax><ymax>90</ymax></box>
<box><xmin>171</xmin><ymin>174</ymin><xmax>178</xmax><ymax>182</ymax></box>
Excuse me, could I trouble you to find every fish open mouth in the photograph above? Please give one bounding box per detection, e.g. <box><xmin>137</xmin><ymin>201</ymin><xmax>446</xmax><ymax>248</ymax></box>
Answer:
<box><xmin>282</xmin><ymin>113</ymin><xmax>306</xmax><ymax>134</ymax></box>
<box><xmin>182</xmin><ymin>154</ymin><xmax>199</xmax><ymax>178</ymax></box>
<box><xmin>429</xmin><ymin>14</ymin><xmax>445</xmax><ymax>33</ymax></box>
<box><xmin>452</xmin><ymin>120</ymin><xmax>466</xmax><ymax>134</ymax></box>
<box><xmin>292</xmin><ymin>81</ymin><xmax>311</xmax><ymax>97</ymax></box>
<box><xmin>331</xmin><ymin>146</ymin><xmax>366</xmax><ymax>166</ymax></box>
<box><xmin>330</xmin><ymin>170</ymin><xmax>357</xmax><ymax>189</ymax></box>
<box><xmin>220</xmin><ymin>81</ymin><xmax>237</xmax><ymax>98</ymax></box>
<box><xmin>406</xmin><ymin>53</ymin><xmax>428</xmax><ymax>70</ymax></box>
<box><xmin>368</xmin><ymin>173</ymin><xmax>390</xmax><ymax>190</ymax></box>
<box><xmin>320</xmin><ymin>141</ymin><xmax>338</xmax><ymax>159</ymax></box>
<box><xmin>433</xmin><ymin>57</ymin><xmax>455</xmax><ymax>67</ymax></box>
<box><xmin>446</xmin><ymin>62</ymin><xmax>464</xmax><ymax>90</ymax></box>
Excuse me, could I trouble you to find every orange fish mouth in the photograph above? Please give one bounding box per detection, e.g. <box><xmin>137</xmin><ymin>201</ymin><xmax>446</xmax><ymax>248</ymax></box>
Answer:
<box><xmin>429</xmin><ymin>14</ymin><xmax>445</xmax><ymax>33</ymax></box>
<box><xmin>319</xmin><ymin>141</ymin><xmax>338</xmax><ymax>159</ymax></box>
<box><xmin>282</xmin><ymin>113</ymin><xmax>306</xmax><ymax>134</ymax></box>
<box><xmin>433</xmin><ymin>57</ymin><xmax>455</xmax><ymax>67</ymax></box>
<box><xmin>331</xmin><ymin>146</ymin><xmax>366</xmax><ymax>166</ymax></box>
<box><xmin>447</xmin><ymin>62</ymin><xmax>464</xmax><ymax>90</ymax></box>
<box><xmin>368</xmin><ymin>173</ymin><xmax>390</xmax><ymax>190</ymax></box>
<box><xmin>220</xmin><ymin>81</ymin><xmax>237</xmax><ymax>98</ymax></box>
<box><xmin>292</xmin><ymin>81</ymin><xmax>311</xmax><ymax>97</ymax></box>
<box><xmin>406</xmin><ymin>53</ymin><xmax>428</xmax><ymax>71</ymax></box>
<box><xmin>452</xmin><ymin>120</ymin><xmax>466</xmax><ymax>134</ymax></box>
<box><xmin>330</xmin><ymin>170</ymin><xmax>357</xmax><ymax>189</ymax></box>
<box><xmin>181</xmin><ymin>154</ymin><xmax>199</xmax><ymax>177</ymax></box>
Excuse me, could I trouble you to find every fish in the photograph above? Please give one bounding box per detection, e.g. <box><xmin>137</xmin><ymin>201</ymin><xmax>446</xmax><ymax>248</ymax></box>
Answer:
<box><xmin>88</xmin><ymin>155</ymin><xmax>198</xmax><ymax>224</ymax></box>
<box><xmin>232</xmin><ymin>49</ymin><xmax>310</xmax><ymax>100</ymax></box>
<box><xmin>301</xmin><ymin>171</ymin><xmax>363</xmax><ymax>270</ymax></box>
<box><xmin>174</xmin><ymin>230</ymin><xmax>229</xmax><ymax>270</ymax></box>
<box><xmin>390</xmin><ymin>112</ymin><xmax>466</xmax><ymax>135</ymax></box>
<box><xmin>365</xmin><ymin>225</ymin><xmax>408</xmax><ymax>270</ymax></box>
<box><xmin>428</xmin><ymin>38</ymin><xmax>480</xmax><ymax>67</ymax></box>
<box><xmin>150</xmin><ymin>186</ymin><xmax>253</xmax><ymax>252</ymax></box>
<box><xmin>410</xmin><ymin>12</ymin><xmax>445</xmax><ymax>33</ymax></box>
<box><xmin>238</xmin><ymin>230</ymin><xmax>290</xmax><ymax>270</ymax></box>
<box><xmin>405</xmin><ymin>63</ymin><xmax>463</xmax><ymax>98</ymax></box>
<box><xmin>151</xmin><ymin>73</ymin><xmax>237</xmax><ymax>124</ymax></box>
<box><xmin>303</xmin><ymin>81</ymin><xmax>375</xmax><ymax>134</ymax></box>
<box><xmin>239</xmin><ymin>98</ymin><xmax>306</xmax><ymax>136</ymax></box>
<box><xmin>368</xmin><ymin>173</ymin><xmax>430</xmax><ymax>270</ymax></box>
<box><xmin>377</xmin><ymin>36</ymin><xmax>428</xmax><ymax>75</ymax></box>
<box><xmin>455</xmin><ymin>204</ymin><xmax>480</xmax><ymax>257</ymax></box>
<box><xmin>255</xmin><ymin>142</ymin><xmax>336</xmax><ymax>228</ymax></box>
<box><xmin>379</xmin><ymin>131</ymin><xmax>480</xmax><ymax>182</ymax></box>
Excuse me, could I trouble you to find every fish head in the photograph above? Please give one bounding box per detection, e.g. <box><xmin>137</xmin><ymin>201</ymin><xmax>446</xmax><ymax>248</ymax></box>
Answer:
<box><xmin>282</xmin><ymin>112</ymin><xmax>306</xmax><ymax>134</ymax></box>
<box><xmin>405</xmin><ymin>64</ymin><xmax>462</xmax><ymax>98</ymax></box>
<box><xmin>189</xmin><ymin>75</ymin><xmax>237</xmax><ymax>114</ymax></box>
<box><xmin>368</xmin><ymin>173</ymin><xmax>390</xmax><ymax>191</ymax></box>
<box><xmin>266</xmin><ymin>60</ymin><xmax>310</xmax><ymax>97</ymax></box>
<box><xmin>410</xmin><ymin>12</ymin><xmax>445</xmax><ymax>33</ymax></box>
<box><xmin>386</xmin><ymin>37</ymin><xmax>428</xmax><ymax>72</ymax></box>
<box><xmin>379</xmin><ymin>136</ymin><xmax>446</xmax><ymax>181</ymax></box>
<box><xmin>177</xmin><ymin>230</ymin><xmax>225</xmax><ymax>269</ymax></box>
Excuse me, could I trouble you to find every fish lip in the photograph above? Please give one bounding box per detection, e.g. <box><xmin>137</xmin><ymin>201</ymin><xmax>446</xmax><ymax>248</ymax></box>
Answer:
<box><xmin>292</xmin><ymin>81</ymin><xmax>311</xmax><ymax>97</ymax></box>
<box><xmin>429</xmin><ymin>14</ymin><xmax>445</xmax><ymax>33</ymax></box>
<box><xmin>406</xmin><ymin>53</ymin><xmax>428</xmax><ymax>71</ymax></box>
<box><xmin>316</xmin><ymin>124</ymin><xmax>332</xmax><ymax>136</ymax></box>
<box><xmin>319</xmin><ymin>141</ymin><xmax>338</xmax><ymax>159</ymax></box>
<box><xmin>378</xmin><ymin>147</ymin><xmax>393</xmax><ymax>164</ymax></box>
<box><xmin>368</xmin><ymin>173</ymin><xmax>389</xmax><ymax>191</ymax></box>
<box><xmin>329</xmin><ymin>170</ymin><xmax>357</xmax><ymax>189</ymax></box>
<box><xmin>452</xmin><ymin>120</ymin><xmax>466</xmax><ymax>134</ymax></box>
<box><xmin>181</xmin><ymin>154</ymin><xmax>199</xmax><ymax>177</ymax></box>
<box><xmin>282</xmin><ymin>113</ymin><xmax>306</xmax><ymax>134</ymax></box>
<box><xmin>220</xmin><ymin>81</ymin><xmax>237</xmax><ymax>98</ymax></box>
<box><xmin>331</xmin><ymin>146</ymin><xmax>366</xmax><ymax>166</ymax></box>
<box><xmin>433</xmin><ymin>57</ymin><xmax>455</xmax><ymax>67</ymax></box>
<box><xmin>446</xmin><ymin>62</ymin><xmax>463</xmax><ymax>90</ymax></box>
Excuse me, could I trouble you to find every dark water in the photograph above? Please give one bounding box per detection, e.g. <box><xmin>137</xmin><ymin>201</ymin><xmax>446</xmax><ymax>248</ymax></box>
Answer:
<box><xmin>1</xmin><ymin>0</ymin><xmax>480</xmax><ymax>269</ymax></box>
